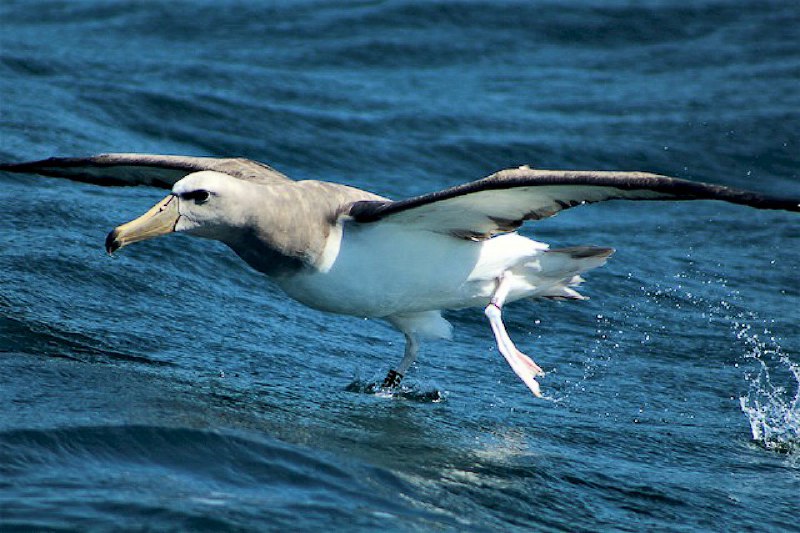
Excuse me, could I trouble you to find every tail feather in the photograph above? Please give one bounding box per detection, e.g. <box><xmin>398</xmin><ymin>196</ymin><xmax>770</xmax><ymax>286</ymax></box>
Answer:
<box><xmin>542</xmin><ymin>286</ymin><xmax>588</xmax><ymax>301</ymax></box>
<box><xmin>528</xmin><ymin>246</ymin><xmax>613</xmax><ymax>301</ymax></box>
<box><xmin>543</xmin><ymin>246</ymin><xmax>613</xmax><ymax>272</ymax></box>
<box><xmin>547</xmin><ymin>245</ymin><xmax>614</xmax><ymax>261</ymax></box>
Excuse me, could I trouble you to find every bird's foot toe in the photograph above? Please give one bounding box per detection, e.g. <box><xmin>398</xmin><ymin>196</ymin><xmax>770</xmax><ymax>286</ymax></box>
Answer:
<box><xmin>381</xmin><ymin>369</ymin><xmax>404</xmax><ymax>389</ymax></box>
<box><xmin>514</xmin><ymin>348</ymin><xmax>545</xmax><ymax>377</ymax></box>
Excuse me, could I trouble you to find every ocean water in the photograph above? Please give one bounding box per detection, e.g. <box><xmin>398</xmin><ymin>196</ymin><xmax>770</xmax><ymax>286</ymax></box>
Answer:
<box><xmin>1</xmin><ymin>1</ymin><xmax>799</xmax><ymax>531</ymax></box>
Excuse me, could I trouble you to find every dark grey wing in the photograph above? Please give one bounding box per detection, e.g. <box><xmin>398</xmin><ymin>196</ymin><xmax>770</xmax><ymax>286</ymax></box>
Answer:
<box><xmin>347</xmin><ymin>167</ymin><xmax>800</xmax><ymax>239</ymax></box>
<box><xmin>0</xmin><ymin>153</ymin><xmax>292</xmax><ymax>188</ymax></box>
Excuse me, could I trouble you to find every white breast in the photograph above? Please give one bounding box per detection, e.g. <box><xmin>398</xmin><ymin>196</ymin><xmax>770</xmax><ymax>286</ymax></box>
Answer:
<box><xmin>276</xmin><ymin>222</ymin><xmax>549</xmax><ymax>317</ymax></box>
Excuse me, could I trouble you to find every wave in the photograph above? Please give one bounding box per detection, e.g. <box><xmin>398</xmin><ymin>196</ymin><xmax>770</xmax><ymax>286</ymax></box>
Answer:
<box><xmin>0</xmin><ymin>425</ymin><xmax>450</xmax><ymax>530</ymax></box>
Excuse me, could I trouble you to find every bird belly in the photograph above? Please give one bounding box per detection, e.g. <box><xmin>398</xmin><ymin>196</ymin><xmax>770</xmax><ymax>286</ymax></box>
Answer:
<box><xmin>276</xmin><ymin>225</ymin><xmax>549</xmax><ymax>317</ymax></box>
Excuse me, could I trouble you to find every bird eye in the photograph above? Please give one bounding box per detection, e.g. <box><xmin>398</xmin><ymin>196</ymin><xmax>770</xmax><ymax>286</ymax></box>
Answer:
<box><xmin>181</xmin><ymin>190</ymin><xmax>210</xmax><ymax>203</ymax></box>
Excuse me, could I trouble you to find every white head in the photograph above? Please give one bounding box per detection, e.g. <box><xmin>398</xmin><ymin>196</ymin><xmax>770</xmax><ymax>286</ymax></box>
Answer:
<box><xmin>172</xmin><ymin>171</ymin><xmax>252</xmax><ymax>239</ymax></box>
<box><xmin>105</xmin><ymin>171</ymin><xmax>250</xmax><ymax>253</ymax></box>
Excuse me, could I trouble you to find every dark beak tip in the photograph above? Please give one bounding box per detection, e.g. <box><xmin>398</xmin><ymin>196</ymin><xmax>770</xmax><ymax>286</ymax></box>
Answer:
<box><xmin>105</xmin><ymin>229</ymin><xmax>121</xmax><ymax>255</ymax></box>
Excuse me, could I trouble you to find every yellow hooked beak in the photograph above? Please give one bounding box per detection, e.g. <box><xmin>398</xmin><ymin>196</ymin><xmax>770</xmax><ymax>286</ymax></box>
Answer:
<box><xmin>105</xmin><ymin>194</ymin><xmax>180</xmax><ymax>254</ymax></box>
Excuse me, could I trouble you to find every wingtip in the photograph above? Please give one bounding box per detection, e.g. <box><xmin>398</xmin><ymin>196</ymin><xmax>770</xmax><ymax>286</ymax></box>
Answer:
<box><xmin>0</xmin><ymin>156</ymin><xmax>81</xmax><ymax>174</ymax></box>
<box><xmin>0</xmin><ymin>161</ymin><xmax>30</xmax><ymax>172</ymax></box>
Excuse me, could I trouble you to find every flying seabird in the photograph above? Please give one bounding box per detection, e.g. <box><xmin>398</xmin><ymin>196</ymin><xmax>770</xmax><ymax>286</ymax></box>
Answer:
<box><xmin>2</xmin><ymin>153</ymin><xmax>798</xmax><ymax>397</ymax></box>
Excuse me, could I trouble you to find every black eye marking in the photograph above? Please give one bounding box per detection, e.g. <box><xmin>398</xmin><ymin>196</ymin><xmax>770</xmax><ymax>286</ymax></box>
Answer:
<box><xmin>180</xmin><ymin>190</ymin><xmax>210</xmax><ymax>203</ymax></box>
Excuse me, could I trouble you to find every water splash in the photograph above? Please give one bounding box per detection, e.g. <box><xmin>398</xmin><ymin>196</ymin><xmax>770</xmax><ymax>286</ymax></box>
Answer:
<box><xmin>648</xmin><ymin>267</ymin><xmax>800</xmax><ymax>453</ymax></box>
<box><xmin>700</xmin><ymin>280</ymin><xmax>799</xmax><ymax>453</ymax></box>
<box><xmin>735</xmin><ymin>320</ymin><xmax>800</xmax><ymax>453</ymax></box>
<box><xmin>625</xmin><ymin>266</ymin><xmax>800</xmax><ymax>452</ymax></box>
<box><xmin>344</xmin><ymin>377</ymin><xmax>446</xmax><ymax>403</ymax></box>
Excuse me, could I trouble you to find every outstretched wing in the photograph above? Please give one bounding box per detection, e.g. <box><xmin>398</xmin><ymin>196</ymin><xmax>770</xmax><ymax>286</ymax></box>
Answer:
<box><xmin>348</xmin><ymin>167</ymin><xmax>800</xmax><ymax>239</ymax></box>
<box><xmin>0</xmin><ymin>153</ymin><xmax>292</xmax><ymax>188</ymax></box>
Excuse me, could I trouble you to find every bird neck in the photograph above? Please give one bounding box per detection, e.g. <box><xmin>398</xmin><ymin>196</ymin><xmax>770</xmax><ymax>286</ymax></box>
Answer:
<box><xmin>223</xmin><ymin>227</ymin><xmax>310</xmax><ymax>278</ymax></box>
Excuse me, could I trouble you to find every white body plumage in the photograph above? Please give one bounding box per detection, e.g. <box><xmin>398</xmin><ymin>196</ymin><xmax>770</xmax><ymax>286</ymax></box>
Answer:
<box><xmin>278</xmin><ymin>223</ymin><xmax>608</xmax><ymax>340</ymax></box>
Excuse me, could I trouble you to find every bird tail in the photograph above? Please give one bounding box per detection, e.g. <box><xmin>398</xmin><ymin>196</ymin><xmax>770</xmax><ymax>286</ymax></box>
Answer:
<box><xmin>532</xmin><ymin>246</ymin><xmax>614</xmax><ymax>301</ymax></box>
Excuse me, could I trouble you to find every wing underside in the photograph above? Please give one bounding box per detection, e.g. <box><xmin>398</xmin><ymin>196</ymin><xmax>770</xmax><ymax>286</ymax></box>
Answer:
<box><xmin>347</xmin><ymin>168</ymin><xmax>800</xmax><ymax>239</ymax></box>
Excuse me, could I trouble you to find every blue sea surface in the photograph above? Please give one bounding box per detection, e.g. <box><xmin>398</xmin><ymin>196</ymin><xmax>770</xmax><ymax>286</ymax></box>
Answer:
<box><xmin>1</xmin><ymin>1</ymin><xmax>799</xmax><ymax>531</ymax></box>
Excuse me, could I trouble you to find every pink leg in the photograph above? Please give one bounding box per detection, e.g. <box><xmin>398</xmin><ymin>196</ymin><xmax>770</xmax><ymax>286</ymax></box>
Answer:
<box><xmin>484</xmin><ymin>273</ymin><xmax>545</xmax><ymax>397</ymax></box>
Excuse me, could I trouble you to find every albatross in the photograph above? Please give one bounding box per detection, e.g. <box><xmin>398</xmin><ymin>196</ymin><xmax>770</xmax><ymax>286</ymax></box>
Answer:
<box><xmin>2</xmin><ymin>154</ymin><xmax>798</xmax><ymax>397</ymax></box>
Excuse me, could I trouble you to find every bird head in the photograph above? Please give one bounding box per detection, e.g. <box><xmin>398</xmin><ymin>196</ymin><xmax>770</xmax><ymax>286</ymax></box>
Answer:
<box><xmin>105</xmin><ymin>171</ymin><xmax>248</xmax><ymax>254</ymax></box>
